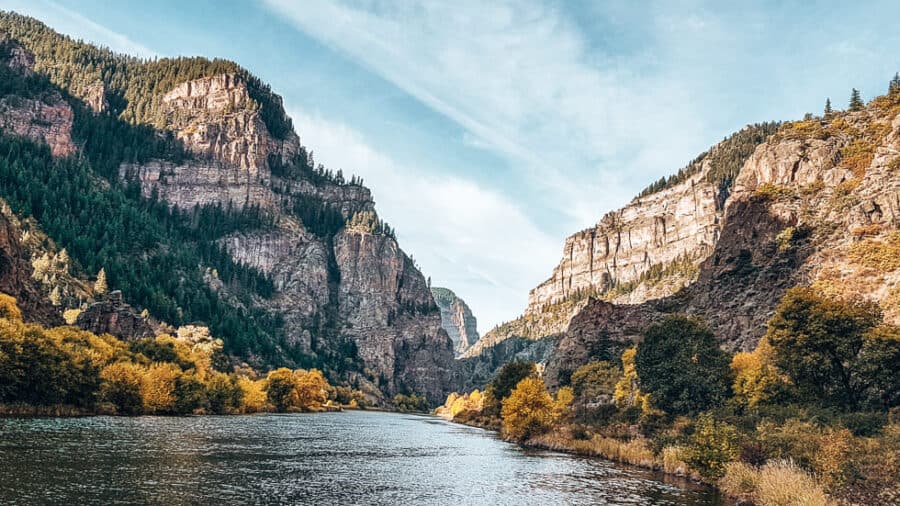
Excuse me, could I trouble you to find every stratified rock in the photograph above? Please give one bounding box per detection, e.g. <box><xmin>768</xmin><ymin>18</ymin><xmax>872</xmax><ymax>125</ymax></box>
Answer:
<box><xmin>431</xmin><ymin>287</ymin><xmax>479</xmax><ymax>355</ymax></box>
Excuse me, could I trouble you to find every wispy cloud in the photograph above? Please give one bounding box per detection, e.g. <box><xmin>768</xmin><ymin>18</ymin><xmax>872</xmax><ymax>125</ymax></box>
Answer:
<box><xmin>261</xmin><ymin>0</ymin><xmax>711</xmax><ymax>230</ymax></box>
<box><xmin>289</xmin><ymin>108</ymin><xmax>559</xmax><ymax>332</ymax></box>
<box><xmin>2</xmin><ymin>0</ymin><xmax>158</xmax><ymax>58</ymax></box>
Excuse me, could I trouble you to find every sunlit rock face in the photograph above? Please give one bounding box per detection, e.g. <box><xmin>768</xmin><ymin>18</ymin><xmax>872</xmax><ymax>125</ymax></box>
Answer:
<box><xmin>465</xmin><ymin>109</ymin><xmax>900</xmax><ymax>390</ymax></box>
<box><xmin>431</xmin><ymin>287</ymin><xmax>480</xmax><ymax>356</ymax></box>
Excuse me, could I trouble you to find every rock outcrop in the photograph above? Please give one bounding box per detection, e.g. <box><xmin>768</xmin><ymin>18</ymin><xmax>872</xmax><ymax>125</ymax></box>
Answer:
<box><xmin>162</xmin><ymin>74</ymin><xmax>300</xmax><ymax>175</ymax></box>
<box><xmin>76</xmin><ymin>290</ymin><xmax>156</xmax><ymax>340</ymax></box>
<box><xmin>431</xmin><ymin>287</ymin><xmax>479</xmax><ymax>355</ymax></box>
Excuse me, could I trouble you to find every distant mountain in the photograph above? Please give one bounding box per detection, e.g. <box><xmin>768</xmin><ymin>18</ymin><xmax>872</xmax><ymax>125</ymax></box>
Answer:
<box><xmin>0</xmin><ymin>11</ymin><xmax>454</xmax><ymax>403</ymax></box>
<box><xmin>431</xmin><ymin>287</ymin><xmax>479</xmax><ymax>355</ymax></box>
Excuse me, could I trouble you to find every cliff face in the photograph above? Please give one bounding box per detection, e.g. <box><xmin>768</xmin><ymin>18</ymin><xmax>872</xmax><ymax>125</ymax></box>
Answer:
<box><xmin>465</xmin><ymin>107</ymin><xmax>900</xmax><ymax>390</ymax></box>
<box><xmin>0</xmin><ymin>94</ymin><xmax>75</xmax><ymax>157</ymax></box>
<box><xmin>0</xmin><ymin>203</ymin><xmax>58</xmax><ymax>325</ymax></box>
<box><xmin>528</xmin><ymin>162</ymin><xmax>721</xmax><ymax>311</ymax></box>
<box><xmin>431</xmin><ymin>287</ymin><xmax>479</xmax><ymax>355</ymax></box>
<box><xmin>162</xmin><ymin>73</ymin><xmax>300</xmax><ymax>175</ymax></box>
<box><xmin>120</xmin><ymin>74</ymin><xmax>453</xmax><ymax>402</ymax></box>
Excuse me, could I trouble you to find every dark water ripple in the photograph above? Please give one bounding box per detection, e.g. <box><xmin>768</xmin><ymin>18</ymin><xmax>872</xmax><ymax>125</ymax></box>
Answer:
<box><xmin>0</xmin><ymin>411</ymin><xmax>726</xmax><ymax>505</ymax></box>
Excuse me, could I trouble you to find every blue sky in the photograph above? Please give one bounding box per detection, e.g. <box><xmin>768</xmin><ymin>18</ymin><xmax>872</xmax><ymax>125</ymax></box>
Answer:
<box><xmin>4</xmin><ymin>0</ymin><xmax>900</xmax><ymax>332</ymax></box>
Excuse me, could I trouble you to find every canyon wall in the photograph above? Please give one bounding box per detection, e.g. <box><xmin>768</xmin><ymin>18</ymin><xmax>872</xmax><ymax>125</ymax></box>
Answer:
<box><xmin>431</xmin><ymin>287</ymin><xmax>479</xmax><ymax>355</ymax></box>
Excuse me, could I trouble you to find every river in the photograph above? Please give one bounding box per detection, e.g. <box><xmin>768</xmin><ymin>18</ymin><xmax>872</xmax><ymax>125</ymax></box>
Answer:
<box><xmin>0</xmin><ymin>411</ymin><xmax>726</xmax><ymax>505</ymax></box>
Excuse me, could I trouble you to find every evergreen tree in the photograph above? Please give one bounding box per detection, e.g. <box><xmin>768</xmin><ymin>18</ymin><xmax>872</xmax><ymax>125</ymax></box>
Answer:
<box><xmin>890</xmin><ymin>73</ymin><xmax>900</xmax><ymax>94</ymax></box>
<box><xmin>94</xmin><ymin>268</ymin><xmax>108</xmax><ymax>295</ymax></box>
<box><xmin>849</xmin><ymin>88</ymin><xmax>864</xmax><ymax>111</ymax></box>
<box><xmin>824</xmin><ymin>97</ymin><xmax>832</xmax><ymax>115</ymax></box>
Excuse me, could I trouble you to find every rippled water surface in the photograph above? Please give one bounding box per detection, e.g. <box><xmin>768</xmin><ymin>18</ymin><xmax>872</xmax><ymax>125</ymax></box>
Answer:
<box><xmin>0</xmin><ymin>411</ymin><xmax>725</xmax><ymax>505</ymax></box>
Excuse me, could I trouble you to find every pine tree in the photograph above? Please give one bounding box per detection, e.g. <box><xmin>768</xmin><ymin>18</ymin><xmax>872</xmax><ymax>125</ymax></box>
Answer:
<box><xmin>824</xmin><ymin>98</ymin><xmax>832</xmax><ymax>115</ymax></box>
<box><xmin>94</xmin><ymin>268</ymin><xmax>108</xmax><ymax>295</ymax></box>
<box><xmin>890</xmin><ymin>73</ymin><xmax>900</xmax><ymax>94</ymax></box>
<box><xmin>849</xmin><ymin>88</ymin><xmax>864</xmax><ymax>111</ymax></box>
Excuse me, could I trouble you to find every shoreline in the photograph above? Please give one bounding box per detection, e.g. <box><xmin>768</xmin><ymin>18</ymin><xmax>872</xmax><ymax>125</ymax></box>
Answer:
<box><xmin>441</xmin><ymin>415</ymin><xmax>732</xmax><ymax>501</ymax></box>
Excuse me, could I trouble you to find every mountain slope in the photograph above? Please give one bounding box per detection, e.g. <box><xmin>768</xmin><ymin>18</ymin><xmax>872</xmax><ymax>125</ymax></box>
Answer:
<box><xmin>462</xmin><ymin>96</ymin><xmax>900</xmax><ymax>390</ymax></box>
<box><xmin>0</xmin><ymin>12</ymin><xmax>453</xmax><ymax>402</ymax></box>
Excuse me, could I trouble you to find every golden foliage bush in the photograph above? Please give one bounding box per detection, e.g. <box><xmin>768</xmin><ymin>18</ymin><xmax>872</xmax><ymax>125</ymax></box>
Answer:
<box><xmin>731</xmin><ymin>337</ymin><xmax>790</xmax><ymax>408</ymax></box>
<box><xmin>848</xmin><ymin>231</ymin><xmax>900</xmax><ymax>272</ymax></box>
<box><xmin>613</xmin><ymin>347</ymin><xmax>651</xmax><ymax>413</ymax></box>
<box><xmin>839</xmin><ymin>140</ymin><xmax>875</xmax><ymax>178</ymax></box>
<box><xmin>0</xmin><ymin>293</ymin><xmax>21</xmax><ymax>321</ymax></box>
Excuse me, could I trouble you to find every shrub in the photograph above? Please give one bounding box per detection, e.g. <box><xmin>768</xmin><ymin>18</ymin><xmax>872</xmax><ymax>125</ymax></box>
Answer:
<box><xmin>483</xmin><ymin>361</ymin><xmax>537</xmax><ymax>417</ymax></box>
<box><xmin>237</xmin><ymin>377</ymin><xmax>268</xmax><ymax>413</ymax></box>
<box><xmin>731</xmin><ymin>337</ymin><xmax>792</xmax><ymax>408</ymax></box>
<box><xmin>393</xmin><ymin>393</ymin><xmax>429</xmax><ymax>412</ymax></box>
<box><xmin>719</xmin><ymin>461</ymin><xmax>759</xmax><ymax>501</ymax></box>
<box><xmin>571</xmin><ymin>360</ymin><xmax>621</xmax><ymax>400</ymax></box>
<box><xmin>141</xmin><ymin>362</ymin><xmax>180</xmax><ymax>414</ymax></box>
<box><xmin>265</xmin><ymin>367</ymin><xmax>298</xmax><ymax>412</ymax></box>
<box><xmin>206</xmin><ymin>372</ymin><xmax>242</xmax><ymax>414</ymax></box>
<box><xmin>683</xmin><ymin>413</ymin><xmax>740</xmax><ymax>479</ymax></box>
<box><xmin>0</xmin><ymin>293</ymin><xmax>21</xmax><ymax>321</ymax></box>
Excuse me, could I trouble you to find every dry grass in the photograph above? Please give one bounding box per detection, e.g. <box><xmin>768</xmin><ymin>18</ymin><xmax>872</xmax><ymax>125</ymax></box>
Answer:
<box><xmin>529</xmin><ymin>429</ymin><xmax>659</xmax><ymax>471</ymax></box>
<box><xmin>848</xmin><ymin>231</ymin><xmax>900</xmax><ymax>272</ymax></box>
<box><xmin>721</xmin><ymin>460</ymin><xmax>834</xmax><ymax>506</ymax></box>
<box><xmin>719</xmin><ymin>461</ymin><xmax>759</xmax><ymax>501</ymax></box>
<box><xmin>756</xmin><ymin>461</ymin><xmax>833</xmax><ymax>506</ymax></box>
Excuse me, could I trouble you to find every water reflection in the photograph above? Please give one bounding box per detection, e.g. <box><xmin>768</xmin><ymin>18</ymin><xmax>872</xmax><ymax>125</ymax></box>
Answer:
<box><xmin>0</xmin><ymin>411</ymin><xmax>726</xmax><ymax>505</ymax></box>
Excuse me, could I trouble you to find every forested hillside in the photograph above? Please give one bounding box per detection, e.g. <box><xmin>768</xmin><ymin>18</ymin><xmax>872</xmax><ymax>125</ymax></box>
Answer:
<box><xmin>0</xmin><ymin>11</ymin><xmax>454</xmax><ymax>402</ymax></box>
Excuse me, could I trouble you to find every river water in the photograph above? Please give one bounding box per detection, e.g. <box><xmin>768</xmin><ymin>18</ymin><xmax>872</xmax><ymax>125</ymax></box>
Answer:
<box><xmin>0</xmin><ymin>411</ymin><xmax>725</xmax><ymax>505</ymax></box>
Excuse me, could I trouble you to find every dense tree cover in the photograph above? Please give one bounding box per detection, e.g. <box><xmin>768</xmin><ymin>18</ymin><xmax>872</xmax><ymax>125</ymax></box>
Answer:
<box><xmin>393</xmin><ymin>393</ymin><xmax>429</xmax><ymax>412</ymax></box>
<box><xmin>765</xmin><ymin>287</ymin><xmax>899</xmax><ymax>411</ymax></box>
<box><xmin>0</xmin><ymin>295</ymin><xmax>352</xmax><ymax>414</ymax></box>
<box><xmin>263</xmin><ymin>367</ymin><xmax>329</xmax><ymax>413</ymax></box>
<box><xmin>0</xmin><ymin>11</ymin><xmax>293</xmax><ymax>140</ymax></box>
<box><xmin>636</xmin><ymin>122</ymin><xmax>780</xmax><ymax>199</ymax></box>
<box><xmin>634</xmin><ymin>315</ymin><xmax>733</xmax><ymax>417</ymax></box>
<box><xmin>0</xmin><ymin>134</ymin><xmax>285</xmax><ymax>357</ymax></box>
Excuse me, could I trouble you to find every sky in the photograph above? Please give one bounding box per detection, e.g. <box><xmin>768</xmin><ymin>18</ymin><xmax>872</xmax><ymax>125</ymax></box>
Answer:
<box><xmin>3</xmin><ymin>0</ymin><xmax>900</xmax><ymax>332</ymax></box>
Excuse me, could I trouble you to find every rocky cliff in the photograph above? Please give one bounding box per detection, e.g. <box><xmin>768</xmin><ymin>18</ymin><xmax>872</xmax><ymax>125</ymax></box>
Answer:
<box><xmin>0</xmin><ymin>202</ymin><xmax>57</xmax><ymax>324</ymax></box>
<box><xmin>465</xmin><ymin>105</ymin><xmax>900</xmax><ymax>390</ymax></box>
<box><xmin>431</xmin><ymin>287</ymin><xmax>479</xmax><ymax>355</ymax></box>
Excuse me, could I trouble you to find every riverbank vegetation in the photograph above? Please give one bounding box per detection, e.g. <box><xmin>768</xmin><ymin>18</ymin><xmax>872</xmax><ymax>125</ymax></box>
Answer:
<box><xmin>437</xmin><ymin>288</ymin><xmax>900</xmax><ymax>505</ymax></box>
<box><xmin>0</xmin><ymin>293</ymin><xmax>366</xmax><ymax>415</ymax></box>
